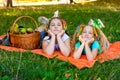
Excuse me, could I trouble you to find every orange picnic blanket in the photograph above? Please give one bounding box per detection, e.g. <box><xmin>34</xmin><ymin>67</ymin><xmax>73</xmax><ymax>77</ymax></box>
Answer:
<box><xmin>0</xmin><ymin>35</ymin><xmax>120</xmax><ymax>69</ymax></box>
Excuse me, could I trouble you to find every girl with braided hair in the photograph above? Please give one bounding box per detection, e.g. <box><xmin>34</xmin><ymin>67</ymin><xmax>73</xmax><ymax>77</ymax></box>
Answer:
<box><xmin>73</xmin><ymin>24</ymin><xmax>109</xmax><ymax>61</ymax></box>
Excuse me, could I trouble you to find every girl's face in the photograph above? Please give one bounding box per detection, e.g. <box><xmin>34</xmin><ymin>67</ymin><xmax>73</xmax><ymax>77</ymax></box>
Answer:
<box><xmin>49</xmin><ymin>18</ymin><xmax>63</xmax><ymax>35</ymax></box>
<box><xmin>82</xmin><ymin>25</ymin><xmax>94</xmax><ymax>41</ymax></box>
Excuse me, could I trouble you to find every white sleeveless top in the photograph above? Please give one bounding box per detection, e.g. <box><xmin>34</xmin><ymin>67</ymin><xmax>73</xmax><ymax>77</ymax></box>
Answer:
<box><xmin>43</xmin><ymin>33</ymin><xmax>70</xmax><ymax>50</ymax></box>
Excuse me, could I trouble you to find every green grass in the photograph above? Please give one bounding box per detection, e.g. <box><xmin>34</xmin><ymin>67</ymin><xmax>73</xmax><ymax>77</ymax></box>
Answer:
<box><xmin>0</xmin><ymin>1</ymin><xmax>120</xmax><ymax>79</ymax></box>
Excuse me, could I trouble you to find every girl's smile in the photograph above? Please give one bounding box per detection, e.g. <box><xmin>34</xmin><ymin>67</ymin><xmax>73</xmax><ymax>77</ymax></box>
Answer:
<box><xmin>82</xmin><ymin>25</ymin><xmax>94</xmax><ymax>41</ymax></box>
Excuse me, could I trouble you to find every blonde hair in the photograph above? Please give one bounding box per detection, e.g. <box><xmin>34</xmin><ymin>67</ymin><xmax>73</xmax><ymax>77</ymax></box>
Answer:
<box><xmin>72</xmin><ymin>24</ymin><xmax>109</xmax><ymax>53</ymax></box>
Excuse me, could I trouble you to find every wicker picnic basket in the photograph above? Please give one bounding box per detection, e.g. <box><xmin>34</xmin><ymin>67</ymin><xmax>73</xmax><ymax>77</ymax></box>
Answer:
<box><xmin>9</xmin><ymin>16</ymin><xmax>40</xmax><ymax>50</ymax></box>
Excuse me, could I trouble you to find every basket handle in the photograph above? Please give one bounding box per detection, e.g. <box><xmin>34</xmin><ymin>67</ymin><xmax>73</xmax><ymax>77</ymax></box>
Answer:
<box><xmin>10</xmin><ymin>16</ymin><xmax>38</xmax><ymax>33</ymax></box>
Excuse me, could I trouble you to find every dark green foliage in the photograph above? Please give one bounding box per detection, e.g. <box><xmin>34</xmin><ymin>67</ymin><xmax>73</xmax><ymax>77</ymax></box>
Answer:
<box><xmin>0</xmin><ymin>1</ymin><xmax>120</xmax><ymax>80</ymax></box>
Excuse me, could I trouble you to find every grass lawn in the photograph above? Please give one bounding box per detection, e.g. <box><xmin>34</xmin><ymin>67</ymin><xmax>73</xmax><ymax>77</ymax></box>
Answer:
<box><xmin>0</xmin><ymin>1</ymin><xmax>120</xmax><ymax>80</ymax></box>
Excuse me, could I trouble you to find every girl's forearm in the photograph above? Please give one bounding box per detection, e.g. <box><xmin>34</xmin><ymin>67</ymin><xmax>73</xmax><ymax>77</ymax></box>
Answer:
<box><xmin>57</xmin><ymin>37</ymin><xmax>71</xmax><ymax>57</ymax></box>
<box><xmin>45</xmin><ymin>36</ymin><xmax>55</xmax><ymax>55</ymax></box>
<box><xmin>85</xmin><ymin>44</ymin><xmax>94</xmax><ymax>61</ymax></box>
<box><xmin>73</xmin><ymin>43</ymin><xmax>84</xmax><ymax>59</ymax></box>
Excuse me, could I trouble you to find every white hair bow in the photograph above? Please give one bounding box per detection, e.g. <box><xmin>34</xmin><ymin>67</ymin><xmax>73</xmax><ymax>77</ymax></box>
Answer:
<box><xmin>53</xmin><ymin>10</ymin><xmax>59</xmax><ymax>17</ymax></box>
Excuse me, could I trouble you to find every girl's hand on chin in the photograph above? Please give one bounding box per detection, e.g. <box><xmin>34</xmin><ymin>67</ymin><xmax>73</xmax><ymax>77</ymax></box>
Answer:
<box><xmin>85</xmin><ymin>38</ymin><xmax>94</xmax><ymax>45</ymax></box>
<box><xmin>48</xmin><ymin>30</ymin><xmax>55</xmax><ymax>37</ymax></box>
<box><xmin>79</xmin><ymin>35</ymin><xmax>85</xmax><ymax>43</ymax></box>
<box><xmin>57</xmin><ymin>30</ymin><xmax>65</xmax><ymax>37</ymax></box>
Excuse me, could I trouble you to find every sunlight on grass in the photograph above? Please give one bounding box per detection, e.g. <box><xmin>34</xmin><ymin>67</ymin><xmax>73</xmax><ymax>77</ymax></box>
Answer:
<box><xmin>74</xmin><ymin>0</ymin><xmax>97</xmax><ymax>4</ymax></box>
<box><xmin>15</xmin><ymin>6</ymin><xmax>43</xmax><ymax>10</ymax></box>
<box><xmin>106</xmin><ymin>4</ymin><xmax>118</xmax><ymax>11</ymax></box>
<box><xmin>0</xmin><ymin>1</ymin><xmax>120</xmax><ymax>79</ymax></box>
<box><xmin>3</xmin><ymin>12</ymin><xmax>16</xmax><ymax>16</ymax></box>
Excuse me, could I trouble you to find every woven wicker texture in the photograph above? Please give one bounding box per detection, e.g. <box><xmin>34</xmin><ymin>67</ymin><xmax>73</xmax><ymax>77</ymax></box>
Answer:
<box><xmin>9</xmin><ymin>16</ymin><xmax>40</xmax><ymax>50</ymax></box>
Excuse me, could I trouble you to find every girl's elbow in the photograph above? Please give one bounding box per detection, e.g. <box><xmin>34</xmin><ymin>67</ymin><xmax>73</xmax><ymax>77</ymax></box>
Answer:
<box><xmin>62</xmin><ymin>48</ymin><xmax>71</xmax><ymax>57</ymax></box>
<box><xmin>46</xmin><ymin>52</ymin><xmax>53</xmax><ymax>55</ymax></box>
<box><xmin>87</xmin><ymin>57</ymin><xmax>95</xmax><ymax>61</ymax></box>
<box><xmin>88</xmin><ymin>58</ymin><xmax>93</xmax><ymax>61</ymax></box>
<box><xmin>63</xmin><ymin>51</ymin><xmax>70</xmax><ymax>57</ymax></box>
<box><xmin>45</xmin><ymin>50</ymin><xmax>54</xmax><ymax>55</ymax></box>
<box><xmin>62</xmin><ymin>50</ymin><xmax>70</xmax><ymax>57</ymax></box>
<box><xmin>64</xmin><ymin>54</ymin><xmax>69</xmax><ymax>57</ymax></box>
<box><xmin>73</xmin><ymin>56</ymin><xmax>79</xmax><ymax>59</ymax></box>
<box><xmin>73</xmin><ymin>53</ymin><xmax>79</xmax><ymax>59</ymax></box>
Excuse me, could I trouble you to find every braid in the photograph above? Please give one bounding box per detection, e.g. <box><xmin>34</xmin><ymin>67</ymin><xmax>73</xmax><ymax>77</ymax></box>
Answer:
<box><xmin>72</xmin><ymin>24</ymin><xmax>86</xmax><ymax>51</ymax></box>
<box><xmin>92</xmin><ymin>26</ymin><xmax>109</xmax><ymax>53</ymax></box>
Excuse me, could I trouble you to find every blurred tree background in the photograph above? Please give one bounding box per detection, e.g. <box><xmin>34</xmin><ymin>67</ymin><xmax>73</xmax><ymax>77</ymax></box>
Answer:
<box><xmin>1</xmin><ymin>0</ymin><xmax>120</xmax><ymax>7</ymax></box>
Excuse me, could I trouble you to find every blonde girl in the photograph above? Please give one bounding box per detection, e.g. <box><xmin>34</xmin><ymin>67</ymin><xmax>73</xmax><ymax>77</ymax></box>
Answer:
<box><xmin>73</xmin><ymin>24</ymin><xmax>109</xmax><ymax>61</ymax></box>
